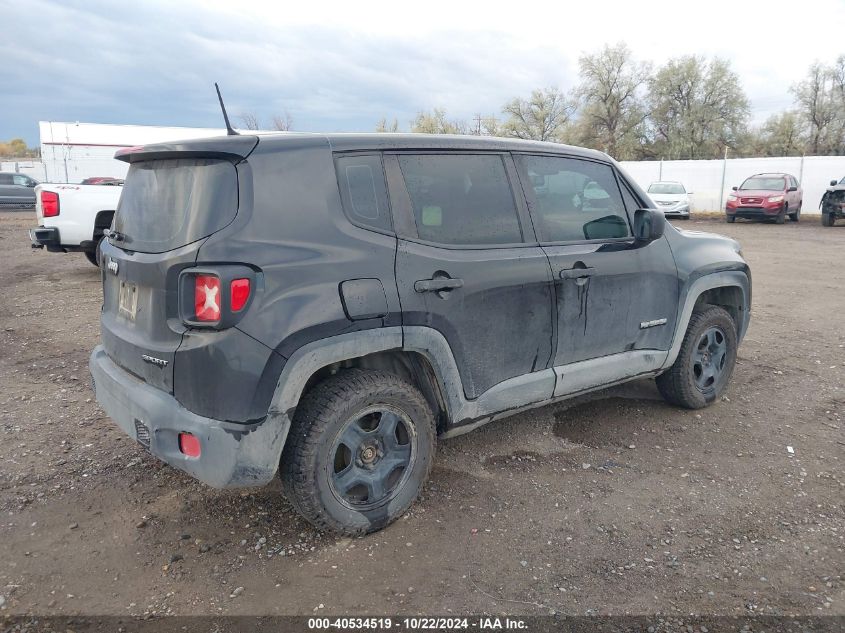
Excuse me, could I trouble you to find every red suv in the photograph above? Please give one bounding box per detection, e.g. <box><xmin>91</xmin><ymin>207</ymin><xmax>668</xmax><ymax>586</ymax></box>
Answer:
<box><xmin>725</xmin><ymin>173</ymin><xmax>802</xmax><ymax>224</ymax></box>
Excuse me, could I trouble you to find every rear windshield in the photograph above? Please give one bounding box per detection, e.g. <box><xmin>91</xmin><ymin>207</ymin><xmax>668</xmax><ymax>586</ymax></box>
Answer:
<box><xmin>648</xmin><ymin>183</ymin><xmax>685</xmax><ymax>194</ymax></box>
<box><xmin>740</xmin><ymin>177</ymin><xmax>784</xmax><ymax>191</ymax></box>
<box><xmin>113</xmin><ymin>158</ymin><xmax>238</xmax><ymax>253</ymax></box>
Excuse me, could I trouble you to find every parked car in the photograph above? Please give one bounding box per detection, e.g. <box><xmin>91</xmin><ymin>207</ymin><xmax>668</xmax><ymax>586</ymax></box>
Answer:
<box><xmin>725</xmin><ymin>173</ymin><xmax>802</xmax><ymax>223</ymax></box>
<box><xmin>0</xmin><ymin>172</ymin><xmax>39</xmax><ymax>209</ymax></box>
<box><xmin>647</xmin><ymin>181</ymin><xmax>692</xmax><ymax>219</ymax></box>
<box><xmin>80</xmin><ymin>176</ymin><xmax>125</xmax><ymax>186</ymax></box>
<box><xmin>29</xmin><ymin>182</ymin><xmax>123</xmax><ymax>266</ymax></box>
<box><xmin>90</xmin><ymin>133</ymin><xmax>751</xmax><ymax>535</ymax></box>
<box><xmin>820</xmin><ymin>177</ymin><xmax>845</xmax><ymax>227</ymax></box>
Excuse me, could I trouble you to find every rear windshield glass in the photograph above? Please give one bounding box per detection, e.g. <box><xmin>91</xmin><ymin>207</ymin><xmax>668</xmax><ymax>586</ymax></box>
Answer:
<box><xmin>114</xmin><ymin>158</ymin><xmax>238</xmax><ymax>253</ymax></box>
<box><xmin>648</xmin><ymin>183</ymin><xmax>685</xmax><ymax>194</ymax></box>
<box><xmin>740</xmin><ymin>177</ymin><xmax>784</xmax><ymax>191</ymax></box>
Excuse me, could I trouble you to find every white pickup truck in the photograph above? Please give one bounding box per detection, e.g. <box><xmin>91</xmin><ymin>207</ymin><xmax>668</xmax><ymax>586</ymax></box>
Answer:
<box><xmin>29</xmin><ymin>183</ymin><xmax>123</xmax><ymax>266</ymax></box>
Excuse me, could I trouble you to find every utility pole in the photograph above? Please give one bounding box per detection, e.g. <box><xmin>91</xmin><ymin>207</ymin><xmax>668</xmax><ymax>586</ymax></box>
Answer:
<box><xmin>718</xmin><ymin>145</ymin><xmax>728</xmax><ymax>211</ymax></box>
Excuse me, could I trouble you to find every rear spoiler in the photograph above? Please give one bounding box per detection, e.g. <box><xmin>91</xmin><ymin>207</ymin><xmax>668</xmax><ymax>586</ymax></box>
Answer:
<box><xmin>114</xmin><ymin>135</ymin><xmax>259</xmax><ymax>164</ymax></box>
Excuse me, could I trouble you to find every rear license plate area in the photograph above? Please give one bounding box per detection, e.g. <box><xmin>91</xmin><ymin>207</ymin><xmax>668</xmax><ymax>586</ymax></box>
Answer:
<box><xmin>118</xmin><ymin>281</ymin><xmax>137</xmax><ymax>320</ymax></box>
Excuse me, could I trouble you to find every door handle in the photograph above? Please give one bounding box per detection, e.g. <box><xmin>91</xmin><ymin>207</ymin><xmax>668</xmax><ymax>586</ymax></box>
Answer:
<box><xmin>414</xmin><ymin>277</ymin><xmax>464</xmax><ymax>293</ymax></box>
<box><xmin>560</xmin><ymin>267</ymin><xmax>597</xmax><ymax>280</ymax></box>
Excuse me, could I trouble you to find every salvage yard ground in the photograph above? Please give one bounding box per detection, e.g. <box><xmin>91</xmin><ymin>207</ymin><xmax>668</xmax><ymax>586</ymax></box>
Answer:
<box><xmin>0</xmin><ymin>211</ymin><xmax>842</xmax><ymax>617</ymax></box>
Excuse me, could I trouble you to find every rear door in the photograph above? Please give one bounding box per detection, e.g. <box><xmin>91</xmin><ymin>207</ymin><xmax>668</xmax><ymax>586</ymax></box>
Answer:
<box><xmin>514</xmin><ymin>153</ymin><xmax>679</xmax><ymax>369</ymax></box>
<box><xmin>387</xmin><ymin>152</ymin><xmax>555</xmax><ymax>400</ymax></box>
<box><xmin>100</xmin><ymin>156</ymin><xmax>241</xmax><ymax>392</ymax></box>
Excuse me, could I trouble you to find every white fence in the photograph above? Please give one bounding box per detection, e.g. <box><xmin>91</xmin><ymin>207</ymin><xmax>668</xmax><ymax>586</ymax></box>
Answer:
<box><xmin>7</xmin><ymin>152</ymin><xmax>845</xmax><ymax>214</ymax></box>
<box><xmin>621</xmin><ymin>155</ymin><xmax>845</xmax><ymax>214</ymax></box>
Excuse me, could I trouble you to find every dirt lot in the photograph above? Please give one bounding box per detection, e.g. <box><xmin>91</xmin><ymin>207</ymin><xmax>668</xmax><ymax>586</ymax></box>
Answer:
<box><xmin>0</xmin><ymin>211</ymin><xmax>843</xmax><ymax>619</ymax></box>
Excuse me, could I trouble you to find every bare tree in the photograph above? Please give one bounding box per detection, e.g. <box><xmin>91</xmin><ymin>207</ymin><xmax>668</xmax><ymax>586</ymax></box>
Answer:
<box><xmin>501</xmin><ymin>88</ymin><xmax>574</xmax><ymax>142</ymax></box>
<box><xmin>792</xmin><ymin>62</ymin><xmax>841</xmax><ymax>155</ymax></box>
<box><xmin>375</xmin><ymin>117</ymin><xmax>400</xmax><ymax>133</ymax></box>
<box><xmin>271</xmin><ymin>112</ymin><xmax>294</xmax><ymax>131</ymax></box>
<box><xmin>574</xmin><ymin>43</ymin><xmax>651</xmax><ymax>159</ymax></box>
<box><xmin>469</xmin><ymin>114</ymin><xmax>501</xmax><ymax>137</ymax></box>
<box><xmin>238</xmin><ymin>112</ymin><xmax>260</xmax><ymax>130</ymax></box>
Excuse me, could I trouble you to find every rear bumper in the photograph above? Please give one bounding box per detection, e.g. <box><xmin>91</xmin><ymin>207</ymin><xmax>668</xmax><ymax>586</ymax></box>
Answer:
<box><xmin>89</xmin><ymin>345</ymin><xmax>285</xmax><ymax>488</ymax></box>
<box><xmin>29</xmin><ymin>226</ymin><xmax>61</xmax><ymax>249</ymax></box>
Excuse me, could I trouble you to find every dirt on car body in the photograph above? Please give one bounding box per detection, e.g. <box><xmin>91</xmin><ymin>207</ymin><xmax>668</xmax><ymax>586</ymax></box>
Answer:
<box><xmin>0</xmin><ymin>212</ymin><xmax>843</xmax><ymax>617</ymax></box>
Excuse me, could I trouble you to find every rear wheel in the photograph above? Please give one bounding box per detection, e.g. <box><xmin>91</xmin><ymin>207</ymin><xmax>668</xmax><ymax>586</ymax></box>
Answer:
<box><xmin>281</xmin><ymin>369</ymin><xmax>436</xmax><ymax>535</ymax></box>
<box><xmin>656</xmin><ymin>306</ymin><xmax>738</xmax><ymax>409</ymax></box>
<box><xmin>84</xmin><ymin>250</ymin><xmax>99</xmax><ymax>267</ymax></box>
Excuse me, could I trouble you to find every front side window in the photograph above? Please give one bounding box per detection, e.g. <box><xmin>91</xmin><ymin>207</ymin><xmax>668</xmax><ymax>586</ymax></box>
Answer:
<box><xmin>517</xmin><ymin>155</ymin><xmax>630</xmax><ymax>242</ymax></box>
<box><xmin>335</xmin><ymin>154</ymin><xmax>392</xmax><ymax>233</ymax></box>
<box><xmin>397</xmin><ymin>154</ymin><xmax>522</xmax><ymax>245</ymax></box>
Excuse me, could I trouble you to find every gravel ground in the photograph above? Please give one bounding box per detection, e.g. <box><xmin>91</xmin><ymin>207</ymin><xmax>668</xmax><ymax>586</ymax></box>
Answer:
<box><xmin>0</xmin><ymin>211</ymin><xmax>842</xmax><ymax>618</ymax></box>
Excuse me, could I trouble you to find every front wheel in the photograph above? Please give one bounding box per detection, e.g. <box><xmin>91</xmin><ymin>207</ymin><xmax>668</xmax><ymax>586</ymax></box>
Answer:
<box><xmin>822</xmin><ymin>213</ymin><xmax>835</xmax><ymax>227</ymax></box>
<box><xmin>725</xmin><ymin>215</ymin><xmax>735</xmax><ymax>223</ymax></box>
<box><xmin>656</xmin><ymin>306</ymin><xmax>738</xmax><ymax>409</ymax></box>
<box><xmin>789</xmin><ymin>202</ymin><xmax>801</xmax><ymax>222</ymax></box>
<box><xmin>281</xmin><ymin>369</ymin><xmax>436</xmax><ymax>535</ymax></box>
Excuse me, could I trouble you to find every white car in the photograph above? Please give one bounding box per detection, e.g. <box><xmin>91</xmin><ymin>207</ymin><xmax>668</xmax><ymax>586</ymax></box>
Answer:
<box><xmin>647</xmin><ymin>181</ymin><xmax>692</xmax><ymax>219</ymax></box>
<box><xmin>29</xmin><ymin>182</ymin><xmax>123</xmax><ymax>266</ymax></box>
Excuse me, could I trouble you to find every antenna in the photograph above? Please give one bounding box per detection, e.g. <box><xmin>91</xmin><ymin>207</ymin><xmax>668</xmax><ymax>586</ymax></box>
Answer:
<box><xmin>214</xmin><ymin>82</ymin><xmax>239</xmax><ymax>136</ymax></box>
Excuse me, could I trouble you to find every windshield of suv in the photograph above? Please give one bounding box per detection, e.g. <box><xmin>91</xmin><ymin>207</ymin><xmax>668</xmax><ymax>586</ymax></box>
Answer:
<box><xmin>114</xmin><ymin>158</ymin><xmax>238</xmax><ymax>254</ymax></box>
<box><xmin>740</xmin><ymin>177</ymin><xmax>784</xmax><ymax>191</ymax></box>
<box><xmin>648</xmin><ymin>183</ymin><xmax>685</xmax><ymax>195</ymax></box>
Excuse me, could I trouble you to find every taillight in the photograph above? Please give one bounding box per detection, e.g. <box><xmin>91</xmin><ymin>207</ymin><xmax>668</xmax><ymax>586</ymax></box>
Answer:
<box><xmin>230</xmin><ymin>278</ymin><xmax>251</xmax><ymax>312</ymax></box>
<box><xmin>178</xmin><ymin>433</ymin><xmax>201</xmax><ymax>458</ymax></box>
<box><xmin>41</xmin><ymin>191</ymin><xmax>59</xmax><ymax>217</ymax></box>
<box><xmin>194</xmin><ymin>275</ymin><xmax>221</xmax><ymax>322</ymax></box>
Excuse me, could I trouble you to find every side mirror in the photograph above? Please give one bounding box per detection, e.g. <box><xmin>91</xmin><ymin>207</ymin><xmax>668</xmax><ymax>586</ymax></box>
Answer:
<box><xmin>731</xmin><ymin>186</ymin><xmax>738</xmax><ymax>191</ymax></box>
<box><xmin>832</xmin><ymin>180</ymin><xmax>839</xmax><ymax>187</ymax></box>
<box><xmin>686</xmin><ymin>191</ymin><xmax>694</xmax><ymax>195</ymax></box>
<box><xmin>787</xmin><ymin>186</ymin><xmax>797</xmax><ymax>192</ymax></box>
<box><xmin>634</xmin><ymin>208</ymin><xmax>666</xmax><ymax>244</ymax></box>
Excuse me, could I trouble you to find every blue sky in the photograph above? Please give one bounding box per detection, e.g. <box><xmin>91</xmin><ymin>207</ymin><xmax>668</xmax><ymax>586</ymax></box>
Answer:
<box><xmin>2</xmin><ymin>0</ymin><xmax>844</xmax><ymax>146</ymax></box>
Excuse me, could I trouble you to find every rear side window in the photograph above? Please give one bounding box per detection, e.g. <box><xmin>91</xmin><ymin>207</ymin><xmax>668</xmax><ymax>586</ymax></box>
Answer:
<box><xmin>335</xmin><ymin>155</ymin><xmax>392</xmax><ymax>233</ymax></box>
<box><xmin>397</xmin><ymin>154</ymin><xmax>522</xmax><ymax>245</ymax></box>
<box><xmin>517</xmin><ymin>155</ymin><xmax>630</xmax><ymax>242</ymax></box>
<box><xmin>114</xmin><ymin>158</ymin><xmax>238</xmax><ymax>254</ymax></box>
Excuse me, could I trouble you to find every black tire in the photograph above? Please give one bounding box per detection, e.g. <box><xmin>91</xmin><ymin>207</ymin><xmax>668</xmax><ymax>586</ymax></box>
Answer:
<box><xmin>725</xmin><ymin>215</ymin><xmax>735</xmax><ymax>223</ymax></box>
<box><xmin>656</xmin><ymin>306</ymin><xmax>738</xmax><ymax>410</ymax></box>
<box><xmin>281</xmin><ymin>369</ymin><xmax>436</xmax><ymax>535</ymax></box>
<box><xmin>84</xmin><ymin>250</ymin><xmax>99</xmax><ymax>267</ymax></box>
<box><xmin>789</xmin><ymin>202</ymin><xmax>801</xmax><ymax>222</ymax></box>
<box><xmin>775</xmin><ymin>204</ymin><xmax>786</xmax><ymax>224</ymax></box>
<box><xmin>822</xmin><ymin>213</ymin><xmax>835</xmax><ymax>227</ymax></box>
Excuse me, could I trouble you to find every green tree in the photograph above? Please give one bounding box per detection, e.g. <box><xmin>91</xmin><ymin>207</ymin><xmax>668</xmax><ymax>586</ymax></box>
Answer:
<box><xmin>574</xmin><ymin>43</ymin><xmax>651</xmax><ymax>159</ymax></box>
<box><xmin>752</xmin><ymin>111</ymin><xmax>805</xmax><ymax>156</ymax></box>
<box><xmin>647</xmin><ymin>56</ymin><xmax>750</xmax><ymax>159</ymax></box>
<box><xmin>410</xmin><ymin>108</ymin><xmax>466</xmax><ymax>134</ymax></box>
<box><xmin>501</xmin><ymin>88</ymin><xmax>574</xmax><ymax>142</ymax></box>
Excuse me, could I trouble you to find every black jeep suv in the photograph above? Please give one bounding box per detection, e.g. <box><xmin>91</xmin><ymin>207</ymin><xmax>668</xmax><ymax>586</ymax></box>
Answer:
<box><xmin>90</xmin><ymin>133</ymin><xmax>751</xmax><ymax>535</ymax></box>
